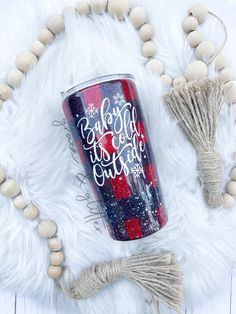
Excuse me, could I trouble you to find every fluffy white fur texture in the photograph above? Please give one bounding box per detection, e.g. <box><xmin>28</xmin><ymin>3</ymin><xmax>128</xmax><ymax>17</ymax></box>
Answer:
<box><xmin>0</xmin><ymin>0</ymin><xmax>236</xmax><ymax>313</ymax></box>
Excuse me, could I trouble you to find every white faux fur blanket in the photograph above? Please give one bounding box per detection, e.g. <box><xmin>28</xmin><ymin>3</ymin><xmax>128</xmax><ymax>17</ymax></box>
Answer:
<box><xmin>0</xmin><ymin>0</ymin><xmax>236</xmax><ymax>313</ymax></box>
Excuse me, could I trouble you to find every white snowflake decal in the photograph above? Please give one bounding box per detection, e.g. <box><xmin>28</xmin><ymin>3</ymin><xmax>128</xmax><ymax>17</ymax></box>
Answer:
<box><xmin>113</xmin><ymin>92</ymin><xmax>126</xmax><ymax>107</ymax></box>
<box><xmin>131</xmin><ymin>164</ymin><xmax>144</xmax><ymax>178</ymax></box>
<box><xmin>85</xmin><ymin>103</ymin><xmax>98</xmax><ymax>118</ymax></box>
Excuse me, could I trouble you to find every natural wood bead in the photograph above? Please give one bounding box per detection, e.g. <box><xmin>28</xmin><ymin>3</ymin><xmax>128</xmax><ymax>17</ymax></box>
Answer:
<box><xmin>38</xmin><ymin>29</ymin><xmax>54</xmax><ymax>45</ymax></box>
<box><xmin>139</xmin><ymin>23</ymin><xmax>154</xmax><ymax>41</ymax></box>
<box><xmin>161</xmin><ymin>74</ymin><xmax>172</xmax><ymax>86</ymax></box>
<box><xmin>108</xmin><ymin>0</ymin><xmax>130</xmax><ymax>20</ymax></box>
<box><xmin>48</xmin><ymin>237</ymin><xmax>62</xmax><ymax>251</ymax></box>
<box><xmin>225</xmin><ymin>82</ymin><xmax>236</xmax><ymax>103</ymax></box>
<box><xmin>0</xmin><ymin>84</ymin><xmax>13</xmax><ymax>100</ymax></box>
<box><xmin>142</xmin><ymin>41</ymin><xmax>156</xmax><ymax>58</ymax></box>
<box><xmin>13</xmin><ymin>194</ymin><xmax>27</xmax><ymax>209</ymax></box>
<box><xmin>62</xmin><ymin>6</ymin><xmax>76</xmax><ymax>15</ymax></box>
<box><xmin>6</xmin><ymin>69</ymin><xmax>24</xmax><ymax>88</ymax></box>
<box><xmin>0</xmin><ymin>179</ymin><xmax>20</xmax><ymax>198</ymax></box>
<box><xmin>222</xmin><ymin>193</ymin><xmax>234</xmax><ymax>208</ymax></box>
<box><xmin>23</xmin><ymin>205</ymin><xmax>39</xmax><ymax>220</ymax></box>
<box><xmin>231</xmin><ymin>167</ymin><xmax>236</xmax><ymax>181</ymax></box>
<box><xmin>37</xmin><ymin>220</ymin><xmax>57</xmax><ymax>238</ymax></box>
<box><xmin>76</xmin><ymin>1</ymin><xmax>91</xmax><ymax>15</ymax></box>
<box><xmin>48</xmin><ymin>265</ymin><xmax>62</xmax><ymax>279</ymax></box>
<box><xmin>215</xmin><ymin>55</ymin><xmax>225</xmax><ymax>71</ymax></box>
<box><xmin>46</xmin><ymin>14</ymin><xmax>65</xmax><ymax>34</ymax></box>
<box><xmin>187</xmin><ymin>31</ymin><xmax>203</xmax><ymax>48</ymax></box>
<box><xmin>90</xmin><ymin>0</ymin><xmax>108</xmax><ymax>14</ymax></box>
<box><xmin>184</xmin><ymin>60</ymin><xmax>208</xmax><ymax>81</ymax></box>
<box><xmin>173</xmin><ymin>76</ymin><xmax>187</xmax><ymax>88</ymax></box>
<box><xmin>146</xmin><ymin>59</ymin><xmax>164</xmax><ymax>75</ymax></box>
<box><xmin>226</xmin><ymin>181</ymin><xmax>236</xmax><ymax>196</ymax></box>
<box><xmin>50</xmin><ymin>251</ymin><xmax>64</xmax><ymax>266</ymax></box>
<box><xmin>219</xmin><ymin>68</ymin><xmax>234</xmax><ymax>83</ymax></box>
<box><xmin>31</xmin><ymin>41</ymin><xmax>45</xmax><ymax>58</ymax></box>
<box><xmin>0</xmin><ymin>166</ymin><xmax>6</xmax><ymax>184</ymax></box>
<box><xmin>15</xmin><ymin>51</ymin><xmax>37</xmax><ymax>73</ymax></box>
<box><xmin>195</xmin><ymin>41</ymin><xmax>215</xmax><ymax>60</ymax></box>
<box><xmin>190</xmin><ymin>3</ymin><xmax>208</xmax><ymax>24</ymax></box>
<box><xmin>129</xmin><ymin>6</ymin><xmax>147</xmax><ymax>29</ymax></box>
<box><xmin>182</xmin><ymin>16</ymin><xmax>198</xmax><ymax>33</ymax></box>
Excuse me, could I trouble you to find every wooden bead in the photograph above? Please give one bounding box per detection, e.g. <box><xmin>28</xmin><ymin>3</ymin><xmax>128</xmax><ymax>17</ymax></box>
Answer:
<box><xmin>129</xmin><ymin>6</ymin><xmax>147</xmax><ymax>29</ymax></box>
<box><xmin>139</xmin><ymin>24</ymin><xmax>154</xmax><ymax>41</ymax></box>
<box><xmin>76</xmin><ymin>1</ymin><xmax>91</xmax><ymax>15</ymax></box>
<box><xmin>37</xmin><ymin>220</ymin><xmax>57</xmax><ymax>239</ymax></box>
<box><xmin>225</xmin><ymin>82</ymin><xmax>236</xmax><ymax>103</ymax></box>
<box><xmin>46</xmin><ymin>14</ymin><xmax>65</xmax><ymax>34</ymax></box>
<box><xmin>48</xmin><ymin>265</ymin><xmax>62</xmax><ymax>279</ymax></box>
<box><xmin>190</xmin><ymin>4</ymin><xmax>208</xmax><ymax>24</ymax></box>
<box><xmin>13</xmin><ymin>194</ymin><xmax>27</xmax><ymax>209</ymax></box>
<box><xmin>0</xmin><ymin>166</ymin><xmax>6</xmax><ymax>184</ymax></box>
<box><xmin>182</xmin><ymin>16</ymin><xmax>198</xmax><ymax>33</ymax></box>
<box><xmin>38</xmin><ymin>29</ymin><xmax>54</xmax><ymax>45</ymax></box>
<box><xmin>6</xmin><ymin>69</ymin><xmax>24</xmax><ymax>88</ymax></box>
<box><xmin>161</xmin><ymin>74</ymin><xmax>172</xmax><ymax>86</ymax></box>
<box><xmin>195</xmin><ymin>41</ymin><xmax>215</xmax><ymax>60</ymax></box>
<box><xmin>50</xmin><ymin>251</ymin><xmax>64</xmax><ymax>266</ymax></box>
<box><xmin>108</xmin><ymin>0</ymin><xmax>130</xmax><ymax>20</ymax></box>
<box><xmin>219</xmin><ymin>68</ymin><xmax>234</xmax><ymax>83</ymax></box>
<box><xmin>31</xmin><ymin>41</ymin><xmax>45</xmax><ymax>58</ymax></box>
<box><xmin>146</xmin><ymin>59</ymin><xmax>164</xmax><ymax>75</ymax></box>
<box><xmin>90</xmin><ymin>0</ymin><xmax>108</xmax><ymax>14</ymax></box>
<box><xmin>23</xmin><ymin>205</ymin><xmax>39</xmax><ymax>220</ymax></box>
<box><xmin>226</xmin><ymin>181</ymin><xmax>236</xmax><ymax>196</ymax></box>
<box><xmin>0</xmin><ymin>84</ymin><xmax>13</xmax><ymax>100</ymax></box>
<box><xmin>215</xmin><ymin>55</ymin><xmax>225</xmax><ymax>71</ymax></box>
<box><xmin>48</xmin><ymin>237</ymin><xmax>62</xmax><ymax>251</ymax></box>
<box><xmin>231</xmin><ymin>167</ymin><xmax>236</xmax><ymax>181</ymax></box>
<box><xmin>142</xmin><ymin>41</ymin><xmax>156</xmax><ymax>58</ymax></box>
<box><xmin>0</xmin><ymin>179</ymin><xmax>20</xmax><ymax>198</ymax></box>
<box><xmin>187</xmin><ymin>31</ymin><xmax>203</xmax><ymax>48</ymax></box>
<box><xmin>173</xmin><ymin>77</ymin><xmax>187</xmax><ymax>88</ymax></box>
<box><xmin>222</xmin><ymin>193</ymin><xmax>234</xmax><ymax>208</ymax></box>
<box><xmin>62</xmin><ymin>6</ymin><xmax>76</xmax><ymax>15</ymax></box>
<box><xmin>15</xmin><ymin>51</ymin><xmax>37</xmax><ymax>73</ymax></box>
<box><xmin>184</xmin><ymin>60</ymin><xmax>208</xmax><ymax>81</ymax></box>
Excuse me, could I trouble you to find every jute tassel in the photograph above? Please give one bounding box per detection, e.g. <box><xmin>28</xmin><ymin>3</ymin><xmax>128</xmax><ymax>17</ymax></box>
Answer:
<box><xmin>164</xmin><ymin>78</ymin><xmax>225</xmax><ymax>208</ymax></box>
<box><xmin>61</xmin><ymin>253</ymin><xmax>183</xmax><ymax>314</ymax></box>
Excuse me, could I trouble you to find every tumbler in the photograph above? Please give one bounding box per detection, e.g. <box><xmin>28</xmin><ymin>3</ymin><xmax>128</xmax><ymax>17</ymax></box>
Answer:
<box><xmin>62</xmin><ymin>74</ymin><xmax>167</xmax><ymax>241</ymax></box>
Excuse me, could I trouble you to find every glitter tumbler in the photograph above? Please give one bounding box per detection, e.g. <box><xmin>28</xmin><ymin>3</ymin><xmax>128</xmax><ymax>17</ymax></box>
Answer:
<box><xmin>62</xmin><ymin>74</ymin><xmax>167</xmax><ymax>241</ymax></box>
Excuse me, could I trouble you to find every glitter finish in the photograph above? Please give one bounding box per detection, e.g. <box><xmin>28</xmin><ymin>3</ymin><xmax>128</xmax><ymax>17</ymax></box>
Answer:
<box><xmin>63</xmin><ymin>74</ymin><xmax>167</xmax><ymax>241</ymax></box>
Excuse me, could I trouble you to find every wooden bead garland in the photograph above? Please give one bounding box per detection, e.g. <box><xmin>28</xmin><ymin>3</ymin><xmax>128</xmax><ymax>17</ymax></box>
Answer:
<box><xmin>90</xmin><ymin>0</ymin><xmax>108</xmax><ymax>14</ymax></box>
<box><xmin>0</xmin><ymin>1</ymin><xmax>235</xmax><ymax>287</ymax></box>
<box><xmin>15</xmin><ymin>51</ymin><xmax>37</xmax><ymax>73</ymax></box>
<box><xmin>108</xmin><ymin>0</ymin><xmax>130</xmax><ymax>20</ymax></box>
<box><xmin>13</xmin><ymin>194</ymin><xmax>27</xmax><ymax>209</ymax></box>
<box><xmin>46</xmin><ymin>15</ymin><xmax>65</xmax><ymax>34</ymax></box>
<box><xmin>129</xmin><ymin>6</ymin><xmax>147</xmax><ymax>29</ymax></box>
<box><xmin>6</xmin><ymin>69</ymin><xmax>24</xmax><ymax>88</ymax></box>
<box><xmin>76</xmin><ymin>1</ymin><xmax>91</xmax><ymax>16</ymax></box>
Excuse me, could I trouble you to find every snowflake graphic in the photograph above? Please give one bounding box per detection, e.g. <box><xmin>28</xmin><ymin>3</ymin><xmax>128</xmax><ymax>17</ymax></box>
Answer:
<box><xmin>85</xmin><ymin>103</ymin><xmax>98</xmax><ymax>118</ymax></box>
<box><xmin>113</xmin><ymin>92</ymin><xmax>126</xmax><ymax>107</ymax></box>
<box><xmin>131</xmin><ymin>164</ymin><xmax>144</xmax><ymax>178</ymax></box>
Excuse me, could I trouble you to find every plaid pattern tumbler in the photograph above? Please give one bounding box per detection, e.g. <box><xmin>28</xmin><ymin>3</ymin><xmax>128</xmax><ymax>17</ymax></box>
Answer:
<box><xmin>63</xmin><ymin>74</ymin><xmax>167</xmax><ymax>241</ymax></box>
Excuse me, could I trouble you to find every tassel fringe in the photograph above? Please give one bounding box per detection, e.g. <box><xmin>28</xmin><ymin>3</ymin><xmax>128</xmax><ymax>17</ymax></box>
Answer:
<box><xmin>61</xmin><ymin>253</ymin><xmax>183</xmax><ymax>314</ymax></box>
<box><xmin>164</xmin><ymin>78</ymin><xmax>225</xmax><ymax>208</ymax></box>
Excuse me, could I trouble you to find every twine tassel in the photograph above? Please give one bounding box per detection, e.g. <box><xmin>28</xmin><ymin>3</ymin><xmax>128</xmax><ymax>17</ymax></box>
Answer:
<box><xmin>164</xmin><ymin>78</ymin><xmax>225</xmax><ymax>208</ymax></box>
<box><xmin>61</xmin><ymin>253</ymin><xmax>183</xmax><ymax>314</ymax></box>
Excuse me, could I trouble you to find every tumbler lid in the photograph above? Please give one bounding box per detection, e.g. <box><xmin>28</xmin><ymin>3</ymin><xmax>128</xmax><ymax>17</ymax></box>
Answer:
<box><xmin>61</xmin><ymin>73</ymin><xmax>135</xmax><ymax>99</ymax></box>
